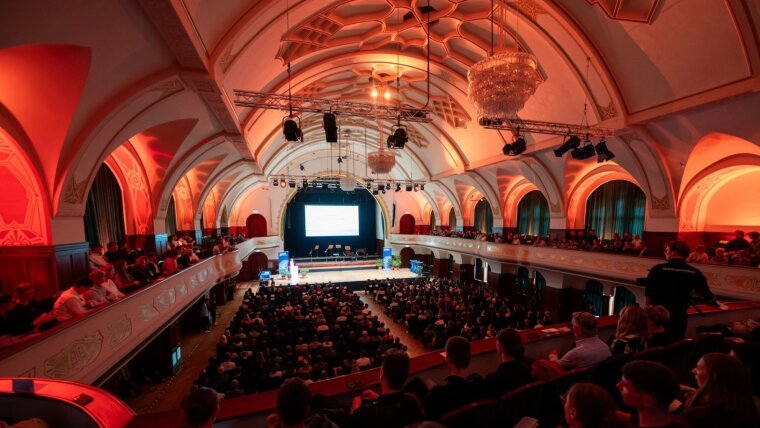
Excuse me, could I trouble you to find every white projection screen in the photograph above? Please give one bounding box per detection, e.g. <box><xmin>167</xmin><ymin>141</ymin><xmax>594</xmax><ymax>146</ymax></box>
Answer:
<box><xmin>304</xmin><ymin>205</ymin><xmax>360</xmax><ymax>237</ymax></box>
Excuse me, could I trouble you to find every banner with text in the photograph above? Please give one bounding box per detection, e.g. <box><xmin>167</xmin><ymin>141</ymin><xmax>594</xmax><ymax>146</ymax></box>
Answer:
<box><xmin>278</xmin><ymin>251</ymin><xmax>289</xmax><ymax>276</ymax></box>
<box><xmin>383</xmin><ymin>247</ymin><xmax>392</xmax><ymax>270</ymax></box>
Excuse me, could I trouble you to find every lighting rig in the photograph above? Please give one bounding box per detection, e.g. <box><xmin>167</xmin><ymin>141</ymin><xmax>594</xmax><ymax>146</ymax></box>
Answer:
<box><xmin>269</xmin><ymin>175</ymin><xmax>425</xmax><ymax>193</ymax></box>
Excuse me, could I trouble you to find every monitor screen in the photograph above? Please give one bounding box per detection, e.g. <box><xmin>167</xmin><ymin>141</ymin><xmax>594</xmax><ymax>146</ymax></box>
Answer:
<box><xmin>304</xmin><ymin>205</ymin><xmax>359</xmax><ymax>237</ymax></box>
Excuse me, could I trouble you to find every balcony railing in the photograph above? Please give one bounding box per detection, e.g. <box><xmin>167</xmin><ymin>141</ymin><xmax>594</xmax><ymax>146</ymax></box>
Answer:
<box><xmin>391</xmin><ymin>234</ymin><xmax>760</xmax><ymax>301</ymax></box>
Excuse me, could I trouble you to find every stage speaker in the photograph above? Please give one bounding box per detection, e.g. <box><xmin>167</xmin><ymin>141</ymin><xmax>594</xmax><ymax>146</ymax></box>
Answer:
<box><xmin>323</xmin><ymin>113</ymin><xmax>338</xmax><ymax>143</ymax></box>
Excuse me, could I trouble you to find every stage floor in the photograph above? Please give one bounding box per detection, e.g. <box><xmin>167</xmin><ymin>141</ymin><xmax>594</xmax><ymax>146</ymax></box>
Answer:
<box><xmin>270</xmin><ymin>267</ymin><xmax>420</xmax><ymax>286</ymax></box>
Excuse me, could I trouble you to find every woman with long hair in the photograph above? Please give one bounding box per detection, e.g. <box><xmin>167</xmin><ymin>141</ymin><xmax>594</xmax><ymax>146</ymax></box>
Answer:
<box><xmin>610</xmin><ymin>304</ymin><xmax>650</xmax><ymax>355</ymax></box>
<box><xmin>681</xmin><ymin>352</ymin><xmax>758</xmax><ymax>428</ymax></box>
<box><xmin>564</xmin><ymin>382</ymin><xmax>629</xmax><ymax>428</ymax></box>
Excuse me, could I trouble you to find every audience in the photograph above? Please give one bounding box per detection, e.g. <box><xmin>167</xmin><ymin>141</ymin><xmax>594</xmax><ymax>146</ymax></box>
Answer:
<box><xmin>686</xmin><ymin>245</ymin><xmax>709</xmax><ymax>264</ymax></box>
<box><xmin>618</xmin><ymin>360</ymin><xmax>684</xmax><ymax>428</ymax></box>
<box><xmin>349</xmin><ymin>349</ymin><xmax>423</xmax><ymax>428</ymax></box>
<box><xmin>52</xmin><ymin>278</ymin><xmax>92</xmax><ymax>322</ymax></box>
<box><xmin>421</xmin><ymin>336</ymin><xmax>488</xmax><ymax>420</ymax></box>
<box><xmin>484</xmin><ymin>328</ymin><xmax>533</xmax><ymax>397</ymax></box>
<box><xmin>88</xmin><ymin>243</ymin><xmax>108</xmax><ymax>270</ymax></box>
<box><xmin>548</xmin><ymin>311</ymin><xmax>611</xmax><ymax>370</ymax></box>
<box><xmin>609</xmin><ymin>304</ymin><xmax>650</xmax><ymax>355</ymax></box>
<box><xmin>564</xmin><ymin>382</ymin><xmax>630</xmax><ymax>428</ymax></box>
<box><xmin>267</xmin><ymin>378</ymin><xmax>338</xmax><ymax>428</ymax></box>
<box><xmin>182</xmin><ymin>386</ymin><xmax>220</xmax><ymax>428</ymax></box>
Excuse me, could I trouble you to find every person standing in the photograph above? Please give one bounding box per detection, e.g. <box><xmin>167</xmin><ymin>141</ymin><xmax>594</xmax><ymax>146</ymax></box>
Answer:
<box><xmin>645</xmin><ymin>241</ymin><xmax>717</xmax><ymax>344</ymax></box>
<box><xmin>199</xmin><ymin>296</ymin><xmax>211</xmax><ymax>332</ymax></box>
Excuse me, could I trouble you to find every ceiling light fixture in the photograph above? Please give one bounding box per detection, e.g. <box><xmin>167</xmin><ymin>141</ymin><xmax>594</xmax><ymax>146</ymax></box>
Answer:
<box><xmin>554</xmin><ymin>135</ymin><xmax>581</xmax><ymax>157</ymax></box>
<box><xmin>595</xmin><ymin>139</ymin><xmax>615</xmax><ymax>162</ymax></box>
<box><xmin>323</xmin><ymin>113</ymin><xmax>338</xmax><ymax>143</ymax></box>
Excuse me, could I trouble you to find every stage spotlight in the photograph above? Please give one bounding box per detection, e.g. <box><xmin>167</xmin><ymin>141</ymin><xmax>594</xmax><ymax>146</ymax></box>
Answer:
<box><xmin>279</xmin><ymin>178</ymin><xmax>287</xmax><ymax>188</ymax></box>
<box><xmin>272</xmin><ymin>177</ymin><xmax>278</xmax><ymax>186</ymax></box>
<box><xmin>302</xmin><ymin>179</ymin><xmax>308</xmax><ymax>187</ymax></box>
<box><xmin>366</xmin><ymin>182</ymin><xmax>372</xmax><ymax>189</ymax></box>
<box><xmin>413</xmin><ymin>183</ymin><xmax>419</xmax><ymax>192</ymax></box>
<box><xmin>420</xmin><ymin>184</ymin><xmax>425</xmax><ymax>191</ymax></box>
<box><xmin>396</xmin><ymin>183</ymin><xmax>401</xmax><ymax>192</ymax></box>
<box><xmin>372</xmin><ymin>189</ymin><xmax>379</xmax><ymax>195</ymax></box>
<box><xmin>288</xmin><ymin>180</ymin><xmax>296</xmax><ymax>188</ymax></box>
<box><xmin>323</xmin><ymin>113</ymin><xmax>338</xmax><ymax>143</ymax></box>
<box><xmin>283</xmin><ymin>116</ymin><xmax>302</xmax><ymax>142</ymax></box>
<box><xmin>503</xmin><ymin>136</ymin><xmax>527</xmax><ymax>156</ymax></box>
<box><xmin>595</xmin><ymin>139</ymin><xmax>615</xmax><ymax>162</ymax></box>
<box><xmin>405</xmin><ymin>183</ymin><xmax>413</xmax><ymax>192</ymax></box>
<box><xmin>388</xmin><ymin>127</ymin><xmax>408</xmax><ymax>149</ymax></box>
<box><xmin>378</xmin><ymin>184</ymin><xmax>385</xmax><ymax>191</ymax></box>
<box><xmin>571</xmin><ymin>143</ymin><xmax>596</xmax><ymax>160</ymax></box>
<box><xmin>381</xmin><ymin>188</ymin><xmax>386</xmax><ymax>194</ymax></box>
<box><xmin>554</xmin><ymin>135</ymin><xmax>581</xmax><ymax>157</ymax></box>
<box><xmin>299</xmin><ymin>164</ymin><xmax>304</xmax><ymax>171</ymax></box>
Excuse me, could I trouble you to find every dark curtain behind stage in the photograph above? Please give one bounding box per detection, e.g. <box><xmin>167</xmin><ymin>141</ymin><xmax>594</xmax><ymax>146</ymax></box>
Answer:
<box><xmin>283</xmin><ymin>187</ymin><xmax>378</xmax><ymax>258</ymax></box>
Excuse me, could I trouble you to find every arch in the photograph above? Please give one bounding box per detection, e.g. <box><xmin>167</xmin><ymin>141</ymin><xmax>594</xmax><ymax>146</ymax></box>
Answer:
<box><xmin>613</xmin><ymin>286</ymin><xmax>637</xmax><ymax>315</ymax></box>
<box><xmin>565</xmin><ymin>164</ymin><xmax>644</xmax><ymax>230</ymax></box>
<box><xmin>399</xmin><ymin>247</ymin><xmax>415</xmax><ymax>269</ymax></box>
<box><xmin>399</xmin><ymin>214</ymin><xmax>416</xmax><ymax>235</ymax></box>
<box><xmin>83</xmin><ymin>164</ymin><xmax>125</xmax><ymax>246</ymax></box>
<box><xmin>517</xmin><ymin>190</ymin><xmax>550</xmax><ymax>237</ymax></box>
<box><xmin>429</xmin><ymin>210</ymin><xmax>436</xmax><ymax>232</ymax></box>
<box><xmin>165</xmin><ymin>195</ymin><xmax>177</xmax><ymax>237</ymax></box>
<box><xmin>448</xmin><ymin>207</ymin><xmax>457</xmax><ymax>231</ymax></box>
<box><xmin>585</xmin><ymin>180</ymin><xmax>646</xmax><ymax>239</ymax></box>
<box><xmin>246</xmin><ymin>214</ymin><xmax>267</xmax><ymax>238</ymax></box>
<box><xmin>474</xmin><ymin>199</ymin><xmax>493</xmax><ymax>233</ymax></box>
<box><xmin>246</xmin><ymin>251</ymin><xmax>269</xmax><ymax>278</ymax></box>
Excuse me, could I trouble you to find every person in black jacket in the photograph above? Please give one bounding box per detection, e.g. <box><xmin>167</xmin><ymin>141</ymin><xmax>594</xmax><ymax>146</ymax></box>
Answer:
<box><xmin>422</xmin><ymin>336</ymin><xmax>488</xmax><ymax>421</ymax></box>
<box><xmin>645</xmin><ymin>241</ymin><xmax>717</xmax><ymax>344</ymax></box>
<box><xmin>485</xmin><ymin>328</ymin><xmax>533</xmax><ymax>397</ymax></box>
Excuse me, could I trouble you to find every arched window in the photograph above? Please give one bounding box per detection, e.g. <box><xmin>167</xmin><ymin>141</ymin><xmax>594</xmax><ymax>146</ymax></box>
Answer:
<box><xmin>517</xmin><ymin>267</ymin><xmax>530</xmax><ymax>294</ymax></box>
<box><xmin>585</xmin><ymin>180</ymin><xmax>645</xmax><ymax>239</ymax></box>
<box><xmin>429</xmin><ymin>210</ymin><xmax>436</xmax><ymax>231</ymax></box>
<box><xmin>614</xmin><ymin>286</ymin><xmax>637</xmax><ymax>315</ymax></box>
<box><xmin>474</xmin><ymin>199</ymin><xmax>493</xmax><ymax>233</ymax></box>
<box><xmin>84</xmin><ymin>164</ymin><xmax>125</xmax><ymax>246</ymax></box>
<box><xmin>475</xmin><ymin>258</ymin><xmax>483</xmax><ymax>283</ymax></box>
<box><xmin>165</xmin><ymin>195</ymin><xmax>177</xmax><ymax>237</ymax></box>
<box><xmin>448</xmin><ymin>208</ymin><xmax>457</xmax><ymax>231</ymax></box>
<box><xmin>517</xmin><ymin>190</ymin><xmax>549</xmax><ymax>237</ymax></box>
<box><xmin>584</xmin><ymin>281</ymin><xmax>604</xmax><ymax>316</ymax></box>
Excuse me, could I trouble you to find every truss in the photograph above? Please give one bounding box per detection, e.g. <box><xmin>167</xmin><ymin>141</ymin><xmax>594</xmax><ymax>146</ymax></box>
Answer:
<box><xmin>234</xmin><ymin>90</ymin><xmax>432</xmax><ymax>123</ymax></box>
<box><xmin>478</xmin><ymin>117</ymin><xmax>613</xmax><ymax>137</ymax></box>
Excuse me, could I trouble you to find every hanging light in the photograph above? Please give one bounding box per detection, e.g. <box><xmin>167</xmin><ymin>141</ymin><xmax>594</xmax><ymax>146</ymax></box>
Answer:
<box><xmin>339</xmin><ymin>176</ymin><xmax>356</xmax><ymax>192</ymax></box>
<box><xmin>367</xmin><ymin>120</ymin><xmax>396</xmax><ymax>174</ymax></box>
<box><xmin>468</xmin><ymin>0</ymin><xmax>542</xmax><ymax>119</ymax></box>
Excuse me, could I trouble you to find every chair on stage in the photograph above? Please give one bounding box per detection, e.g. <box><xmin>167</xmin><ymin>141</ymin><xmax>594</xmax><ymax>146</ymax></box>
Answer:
<box><xmin>356</xmin><ymin>248</ymin><xmax>367</xmax><ymax>259</ymax></box>
<box><xmin>308</xmin><ymin>245</ymin><xmax>320</xmax><ymax>261</ymax></box>
<box><xmin>334</xmin><ymin>244</ymin><xmax>343</xmax><ymax>260</ymax></box>
<box><xmin>344</xmin><ymin>245</ymin><xmax>355</xmax><ymax>261</ymax></box>
<box><xmin>325</xmin><ymin>244</ymin><xmax>334</xmax><ymax>259</ymax></box>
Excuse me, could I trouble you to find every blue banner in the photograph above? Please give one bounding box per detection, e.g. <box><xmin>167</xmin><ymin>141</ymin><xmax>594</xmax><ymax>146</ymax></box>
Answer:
<box><xmin>383</xmin><ymin>247</ymin><xmax>392</xmax><ymax>270</ymax></box>
<box><xmin>278</xmin><ymin>251</ymin><xmax>289</xmax><ymax>276</ymax></box>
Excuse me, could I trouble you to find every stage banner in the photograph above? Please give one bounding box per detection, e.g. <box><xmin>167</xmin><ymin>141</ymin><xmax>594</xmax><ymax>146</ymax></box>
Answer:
<box><xmin>278</xmin><ymin>251</ymin><xmax>289</xmax><ymax>276</ymax></box>
<box><xmin>383</xmin><ymin>247</ymin><xmax>392</xmax><ymax>270</ymax></box>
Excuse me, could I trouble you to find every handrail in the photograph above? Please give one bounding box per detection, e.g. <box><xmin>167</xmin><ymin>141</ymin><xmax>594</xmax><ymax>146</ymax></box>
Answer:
<box><xmin>390</xmin><ymin>234</ymin><xmax>760</xmax><ymax>301</ymax></box>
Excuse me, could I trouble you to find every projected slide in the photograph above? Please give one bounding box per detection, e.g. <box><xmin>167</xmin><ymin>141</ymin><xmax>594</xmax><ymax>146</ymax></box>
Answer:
<box><xmin>305</xmin><ymin>205</ymin><xmax>359</xmax><ymax>237</ymax></box>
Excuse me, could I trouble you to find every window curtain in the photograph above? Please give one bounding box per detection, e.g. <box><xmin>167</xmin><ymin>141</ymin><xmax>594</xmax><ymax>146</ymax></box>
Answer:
<box><xmin>585</xmin><ymin>180</ymin><xmax>645</xmax><ymax>240</ymax></box>
<box><xmin>429</xmin><ymin>211</ymin><xmax>436</xmax><ymax>231</ymax></box>
<box><xmin>165</xmin><ymin>195</ymin><xmax>177</xmax><ymax>237</ymax></box>
<box><xmin>448</xmin><ymin>208</ymin><xmax>457</xmax><ymax>230</ymax></box>
<box><xmin>584</xmin><ymin>281</ymin><xmax>604</xmax><ymax>316</ymax></box>
<box><xmin>517</xmin><ymin>190</ymin><xmax>550</xmax><ymax>237</ymax></box>
<box><xmin>475</xmin><ymin>258</ymin><xmax>483</xmax><ymax>282</ymax></box>
<box><xmin>84</xmin><ymin>164</ymin><xmax>125</xmax><ymax>247</ymax></box>
<box><xmin>474</xmin><ymin>200</ymin><xmax>493</xmax><ymax>233</ymax></box>
<box><xmin>517</xmin><ymin>267</ymin><xmax>530</xmax><ymax>294</ymax></box>
<box><xmin>614</xmin><ymin>287</ymin><xmax>637</xmax><ymax>315</ymax></box>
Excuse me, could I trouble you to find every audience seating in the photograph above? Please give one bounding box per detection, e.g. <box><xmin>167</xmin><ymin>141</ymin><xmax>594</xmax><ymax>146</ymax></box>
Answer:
<box><xmin>439</xmin><ymin>398</ymin><xmax>498</xmax><ymax>428</ymax></box>
<box><xmin>690</xmin><ymin>333</ymin><xmax>731</xmax><ymax>367</ymax></box>
<box><xmin>588</xmin><ymin>354</ymin><xmax>631</xmax><ymax>410</ymax></box>
<box><xmin>631</xmin><ymin>346</ymin><xmax>667</xmax><ymax>363</ymax></box>
<box><xmin>497</xmin><ymin>380</ymin><xmax>545</xmax><ymax>427</ymax></box>
<box><xmin>664</xmin><ymin>338</ymin><xmax>697</xmax><ymax>385</ymax></box>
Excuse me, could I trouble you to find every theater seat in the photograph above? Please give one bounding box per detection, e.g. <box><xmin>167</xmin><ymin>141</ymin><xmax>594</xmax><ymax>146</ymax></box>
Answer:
<box><xmin>631</xmin><ymin>346</ymin><xmax>666</xmax><ymax>363</ymax></box>
<box><xmin>588</xmin><ymin>355</ymin><xmax>632</xmax><ymax>410</ymax></box>
<box><xmin>540</xmin><ymin>368</ymin><xmax>589</xmax><ymax>427</ymax></box>
<box><xmin>664</xmin><ymin>338</ymin><xmax>696</xmax><ymax>386</ymax></box>
<box><xmin>439</xmin><ymin>398</ymin><xmax>498</xmax><ymax>428</ymax></box>
<box><xmin>497</xmin><ymin>380</ymin><xmax>545</xmax><ymax>427</ymax></box>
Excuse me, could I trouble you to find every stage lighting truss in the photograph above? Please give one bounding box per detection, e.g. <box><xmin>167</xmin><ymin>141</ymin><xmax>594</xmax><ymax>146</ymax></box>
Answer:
<box><xmin>234</xmin><ymin>90</ymin><xmax>432</xmax><ymax>123</ymax></box>
<box><xmin>479</xmin><ymin>117</ymin><xmax>612</xmax><ymax>138</ymax></box>
<box><xmin>269</xmin><ymin>175</ymin><xmax>426</xmax><ymax>192</ymax></box>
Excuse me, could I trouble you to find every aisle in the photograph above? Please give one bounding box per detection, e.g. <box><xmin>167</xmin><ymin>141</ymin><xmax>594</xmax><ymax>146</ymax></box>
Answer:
<box><xmin>359</xmin><ymin>293</ymin><xmax>427</xmax><ymax>357</ymax></box>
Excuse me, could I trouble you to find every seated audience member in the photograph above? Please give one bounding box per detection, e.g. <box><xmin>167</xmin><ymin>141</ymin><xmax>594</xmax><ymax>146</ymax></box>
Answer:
<box><xmin>188</xmin><ymin>246</ymin><xmax>200</xmax><ymax>264</ymax></box>
<box><xmin>748</xmin><ymin>231</ymin><xmax>760</xmax><ymax>255</ymax></box>
<box><xmin>182</xmin><ymin>386</ymin><xmax>220</xmax><ymax>428</ymax></box>
<box><xmin>52</xmin><ymin>278</ymin><xmax>93</xmax><ymax>322</ymax></box>
<box><xmin>90</xmin><ymin>269</ymin><xmax>124</xmax><ymax>301</ymax></box>
<box><xmin>564</xmin><ymin>382</ymin><xmax>630</xmax><ymax>428</ymax></box>
<box><xmin>225</xmin><ymin>379</ymin><xmax>245</xmax><ymax>399</ymax></box>
<box><xmin>422</xmin><ymin>336</ymin><xmax>488</xmax><ymax>421</ymax></box>
<box><xmin>709</xmin><ymin>248</ymin><xmax>728</xmax><ymax>264</ymax></box>
<box><xmin>130</xmin><ymin>256</ymin><xmax>155</xmax><ymax>285</ymax></box>
<box><xmin>726</xmin><ymin>230</ymin><xmax>750</xmax><ymax>253</ymax></box>
<box><xmin>731</xmin><ymin>249</ymin><xmax>753</xmax><ymax>266</ymax></box>
<box><xmin>267</xmin><ymin>378</ymin><xmax>338</xmax><ymax>428</ymax></box>
<box><xmin>485</xmin><ymin>328</ymin><xmax>533</xmax><ymax>397</ymax></box>
<box><xmin>680</xmin><ymin>353</ymin><xmax>757</xmax><ymax>428</ymax></box>
<box><xmin>8</xmin><ymin>283</ymin><xmax>41</xmax><ymax>334</ymax></box>
<box><xmin>618</xmin><ymin>360</ymin><xmax>684</xmax><ymax>428</ymax></box>
<box><xmin>88</xmin><ymin>243</ymin><xmax>108</xmax><ymax>270</ymax></box>
<box><xmin>113</xmin><ymin>259</ymin><xmax>141</xmax><ymax>292</ymax></box>
<box><xmin>643</xmin><ymin>305</ymin><xmax>670</xmax><ymax>348</ymax></box>
<box><xmin>177</xmin><ymin>247</ymin><xmax>193</xmax><ymax>268</ymax></box>
<box><xmin>349</xmin><ymin>349</ymin><xmax>424</xmax><ymax>428</ymax></box>
<box><xmin>145</xmin><ymin>252</ymin><xmax>161</xmax><ymax>277</ymax></box>
<box><xmin>104</xmin><ymin>241</ymin><xmax>124</xmax><ymax>263</ymax></box>
<box><xmin>548</xmin><ymin>311</ymin><xmax>611</xmax><ymax>370</ymax></box>
<box><xmin>686</xmin><ymin>245</ymin><xmax>709</xmax><ymax>264</ymax></box>
<box><xmin>610</xmin><ymin>304</ymin><xmax>650</xmax><ymax>355</ymax></box>
<box><xmin>163</xmin><ymin>250</ymin><xmax>179</xmax><ymax>275</ymax></box>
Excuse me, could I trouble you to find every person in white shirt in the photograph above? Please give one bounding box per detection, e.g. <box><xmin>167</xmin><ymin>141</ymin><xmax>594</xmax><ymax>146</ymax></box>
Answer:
<box><xmin>548</xmin><ymin>311</ymin><xmax>611</xmax><ymax>370</ymax></box>
<box><xmin>53</xmin><ymin>278</ymin><xmax>93</xmax><ymax>321</ymax></box>
<box><xmin>88</xmin><ymin>243</ymin><xmax>108</xmax><ymax>270</ymax></box>
<box><xmin>89</xmin><ymin>269</ymin><xmax>124</xmax><ymax>301</ymax></box>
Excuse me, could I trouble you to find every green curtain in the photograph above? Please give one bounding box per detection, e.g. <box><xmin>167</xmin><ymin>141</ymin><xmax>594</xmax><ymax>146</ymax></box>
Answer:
<box><xmin>448</xmin><ymin>208</ymin><xmax>457</xmax><ymax>230</ymax></box>
<box><xmin>517</xmin><ymin>267</ymin><xmax>530</xmax><ymax>294</ymax></box>
<box><xmin>614</xmin><ymin>287</ymin><xmax>637</xmax><ymax>315</ymax></box>
<box><xmin>585</xmin><ymin>180</ymin><xmax>645</xmax><ymax>240</ymax></box>
<box><xmin>517</xmin><ymin>190</ymin><xmax>550</xmax><ymax>236</ymax></box>
<box><xmin>429</xmin><ymin>211</ymin><xmax>436</xmax><ymax>231</ymax></box>
<box><xmin>165</xmin><ymin>195</ymin><xmax>177</xmax><ymax>237</ymax></box>
<box><xmin>83</xmin><ymin>164</ymin><xmax>125</xmax><ymax>247</ymax></box>
<box><xmin>475</xmin><ymin>258</ymin><xmax>483</xmax><ymax>282</ymax></box>
<box><xmin>584</xmin><ymin>281</ymin><xmax>604</xmax><ymax>316</ymax></box>
<box><xmin>474</xmin><ymin>200</ymin><xmax>493</xmax><ymax>233</ymax></box>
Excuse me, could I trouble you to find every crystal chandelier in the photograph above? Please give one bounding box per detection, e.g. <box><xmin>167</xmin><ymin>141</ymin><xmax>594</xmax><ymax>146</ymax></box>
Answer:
<box><xmin>468</xmin><ymin>0</ymin><xmax>542</xmax><ymax>118</ymax></box>
<box><xmin>367</xmin><ymin>121</ymin><xmax>396</xmax><ymax>174</ymax></box>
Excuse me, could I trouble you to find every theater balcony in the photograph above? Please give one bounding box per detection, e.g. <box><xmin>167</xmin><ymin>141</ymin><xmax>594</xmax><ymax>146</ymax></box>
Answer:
<box><xmin>0</xmin><ymin>237</ymin><xmax>279</xmax><ymax>386</ymax></box>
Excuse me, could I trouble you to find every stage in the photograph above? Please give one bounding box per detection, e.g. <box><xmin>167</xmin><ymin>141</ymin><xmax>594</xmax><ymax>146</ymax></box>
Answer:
<box><xmin>267</xmin><ymin>265</ymin><xmax>422</xmax><ymax>289</ymax></box>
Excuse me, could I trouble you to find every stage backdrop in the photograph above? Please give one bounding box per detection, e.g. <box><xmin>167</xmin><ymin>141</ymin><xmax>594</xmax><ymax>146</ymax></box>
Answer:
<box><xmin>283</xmin><ymin>187</ymin><xmax>379</xmax><ymax>258</ymax></box>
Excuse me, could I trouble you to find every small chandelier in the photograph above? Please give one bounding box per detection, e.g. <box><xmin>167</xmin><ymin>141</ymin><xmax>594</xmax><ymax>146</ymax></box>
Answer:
<box><xmin>367</xmin><ymin>121</ymin><xmax>396</xmax><ymax>174</ymax></box>
<box><xmin>468</xmin><ymin>0</ymin><xmax>542</xmax><ymax>118</ymax></box>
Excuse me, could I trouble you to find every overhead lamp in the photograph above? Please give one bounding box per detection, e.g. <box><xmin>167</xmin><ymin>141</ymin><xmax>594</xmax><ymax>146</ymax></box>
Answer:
<box><xmin>396</xmin><ymin>183</ymin><xmax>401</xmax><ymax>192</ymax></box>
<box><xmin>272</xmin><ymin>177</ymin><xmax>278</xmax><ymax>186</ymax></box>
<box><xmin>279</xmin><ymin>178</ymin><xmax>287</xmax><ymax>188</ymax></box>
<box><xmin>381</xmin><ymin>188</ymin><xmax>386</xmax><ymax>194</ymax></box>
<box><xmin>595</xmin><ymin>139</ymin><xmax>615</xmax><ymax>162</ymax></box>
<box><xmin>302</xmin><ymin>179</ymin><xmax>308</xmax><ymax>187</ymax></box>
<box><xmin>366</xmin><ymin>182</ymin><xmax>372</xmax><ymax>190</ymax></box>
<box><xmin>371</xmin><ymin>87</ymin><xmax>378</xmax><ymax>98</ymax></box>
<box><xmin>387</xmin><ymin>126</ymin><xmax>408</xmax><ymax>149</ymax></box>
<box><xmin>288</xmin><ymin>180</ymin><xmax>296</xmax><ymax>188</ymax></box>
<box><xmin>372</xmin><ymin>189</ymin><xmax>379</xmax><ymax>195</ymax></box>
<box><xmin>384</xmin><ymin>89</ymin><xmax>391</xmax><ymax>100</ymax></box>
<box><xmin>323</xmin><ymin>113</ymin><xmax>338</xmax><ymax>143</ymax></box>
<box><xmin>413</xmin><ymin>183</ymin><xmax>419</xmax><ymax>192</ymax></box>
<box><xmin>502</xmin><ymin>136</ymin><xmax>527</xmax><ymax>156</ymax></box>
<box><xmin>420</xmin><ymin>184</ymin><xmax>425</xmax><ymax>191</ymax></box>
<box><xmin>282</xmin><ymin>115</ymin><xmax>303</xmax><ymax>142</ymax></box>
<box><xmin>571</xmin><ymin>143</ymin><xmax>596</xmax><ymax>160</ymax></box>
<box><xmin>554</xmin><ymin>135</ymin><xmax>581</xmax><ymax>157</ymax></box>
<box><xmin>378</xmin><ymin>184</ymin><xmax>385</xmax><ymax>191</ymax></box>
<box><xmin>405</xmin><ymin>183</ymin><xmax>413</xmax><ymax>191</ymax></box>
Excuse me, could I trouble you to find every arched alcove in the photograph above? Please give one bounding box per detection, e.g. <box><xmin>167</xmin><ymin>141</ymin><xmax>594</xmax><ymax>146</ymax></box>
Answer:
<box><xmin>517</xmin><ymin>190</ymin><xmax>549</xmax><ymax>237</ymax></box>
<box><xmin>429</xmin><ymin>210</ymin><xmax>436</xmax><ymax>232</ymax></box>
<box><xmin>400</xmin><ymin>247</ymin><xmax>415</xmax><ymax>268</ymax></box>
<box><xmin>246</xmin><ymin>214</ymin><xmax>267</xmax><ymax>237</ymax></box>
<box><xmin>584</xmin><ymin>281</ymin><xmax>604</xmax><ymax>316</ymax></box>
<box><xmin>585</xmin><ymin>180</ymin><xmax>646</xmax><ymax>239</ymax></box>
<box><xmin>83</xmin><ymin>164</ymin><xmax>125</xmax><ymax>246</ymax></box>
<box><xmin>474</xmin><ymin>199</ymin><xmax>493</xmax><ymax>233</ymax></box>
<box><xmin>613</xmin><ymin>286</ymin><xmax>637</xmax><ymax>315</ymax></box>
<box><xmin>400</xmin><ymin>214</ymin><xmax>416</xmax><ymax>234</ymax></box>
<box><xmin>165</xmin><ymin>195</ymin><xmax>177</xmax><ymax>237</ymax></box>
<box><xmin>448</xmin><ymin>208</ymin><xmax>457</xmax><ymax>231</ymax></box>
